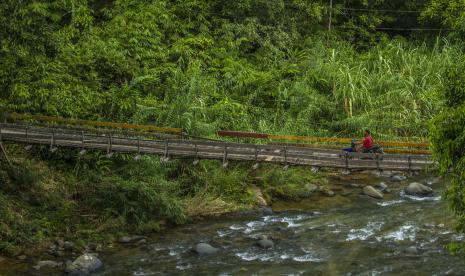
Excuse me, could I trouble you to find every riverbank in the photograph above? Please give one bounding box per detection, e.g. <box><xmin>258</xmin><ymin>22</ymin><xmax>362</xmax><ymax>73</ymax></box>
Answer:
<box><xmin>0</xmin><ymin>166</ymin><xmax>453</xmax><ymax>275</ymax></box>
<box><xmin>0</xmin><ymin>144</ymin><xmax>334</xmax><ymax>258</ymax></box>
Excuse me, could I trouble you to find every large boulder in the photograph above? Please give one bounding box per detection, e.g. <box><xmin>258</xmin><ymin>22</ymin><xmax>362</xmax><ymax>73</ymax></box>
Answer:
<box><xmin>256</xmin><ymin>235</ymin><xmax>274</xmax><ymax>249</ymax></box>
<box><xmin>363</xmin><ymin>186</ymin><xmax>384</xmax><ymax>199</ymax></box>
<box><xmin>405</xmin><ymin>182</ymin><xmax>433</xmax><ymax>196</ymax></box>
<box><xmin>193</xmin><ymin>243</ymin><xmax>219</xmax><ymax>255</ymax></box>
<box><xmin>65</xmin><ymin>253</ymin><xmax>102</xmax><ymax>275</ymax></box>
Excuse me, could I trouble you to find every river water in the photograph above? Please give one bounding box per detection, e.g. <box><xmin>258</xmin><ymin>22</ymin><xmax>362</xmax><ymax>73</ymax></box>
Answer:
<box><xmin>96</xmin><ymin>173</ymin><xmax>464</xmax><ymax>275</ymax></box>
<box><xmin>2</xmin><ymin>173</ymin><xmax>464</xmax><ymax>275</ymax></box>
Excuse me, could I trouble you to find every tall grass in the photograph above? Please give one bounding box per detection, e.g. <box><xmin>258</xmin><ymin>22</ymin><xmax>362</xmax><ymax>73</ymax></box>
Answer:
<box><xmin>139</xmin><ymin>37</ymin><xmax>462</xmax><ymax>140</ymax></box>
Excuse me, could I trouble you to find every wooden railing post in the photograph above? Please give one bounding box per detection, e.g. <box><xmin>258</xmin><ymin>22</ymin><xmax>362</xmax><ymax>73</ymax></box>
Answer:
<box><xmin>79</xmin><ymin>131</ymin><xmax>86</xmax><ymax>155</ymax></box>
<box><xmin>284</xmin><ymin>146</ymin><xmax>288</xmax><ymax>165</ymax></box>
<box><xmin>164</xmin><ymin>140</ymin><xmax>169</xmax><ymax>159</ymax></box>
<box><xmin>194</xmin><ymin>142</ymin><xmax>198</xmax><ymax>158</ymax></box>
<box><xmin>408</xmin><ymin>155</ymin><xmax>412</xmax><ymax>171</ymax></box>
<box><xmin>222</xmin><ymin>145</ymin><xmax>229</xmax><ymax>168</ymax></box>
<box><xmin>137</xmin><ymin>137</ymin><xmax>141</xmax><ymax>154</ymax></box>
<box><xmin>106</xmin><ymin>133</ymin><xmax>113</xmax><ymax>157</ymax></box>
<box><xmin>376</xmin><ymin>153</ymin><xmax>381</xmax><ymax>171</ymax></box>
<box><xmin>345</xmin><ymin>151</ymin><xmax>349</xmax><ymax>170</ymax></box>
<box><xmin>254</xmin><ymin>145</ymin><xmax>259</xmax><ymax>162</ymax></box>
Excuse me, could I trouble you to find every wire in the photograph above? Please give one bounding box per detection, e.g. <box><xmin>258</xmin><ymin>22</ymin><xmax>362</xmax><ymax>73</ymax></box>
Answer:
<box><xmin>341</xmin><ymin>8</ymin><xmax>422</xmax><ymax>13</ymax></box>
<box><xmin>337</xmin><ymin>25</ymin><xmax>454</xmax><ymax>32</ymax></box>
<box><xmin>375</xmin><ymin>27</ymin><xmax>454</xmax><ymax>31</ymax></box>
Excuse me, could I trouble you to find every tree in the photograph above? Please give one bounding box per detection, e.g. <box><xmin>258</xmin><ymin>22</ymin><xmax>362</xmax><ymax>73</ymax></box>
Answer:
<box><xmin>421</xmin><ymin>0</ymin><xmax>465</xmax><ymax>33</ymax></box>
<box><xmin>429</xmin><ymin>58</ymin><xmax>465</xmax><ymax>254</ymax></box>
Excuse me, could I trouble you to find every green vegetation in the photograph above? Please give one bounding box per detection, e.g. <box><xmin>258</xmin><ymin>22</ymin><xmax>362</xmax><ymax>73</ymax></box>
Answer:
<box><xmin>0</xmin><ymin>146</ymin><xmax>326</xmax><ymax>255</ymax></box>
<box><xmin>429</xmin><ymin>59</ymin><xmax>465</xmax><ymax>255</ymax></box>
<box><xmin>1</xmin><ymin>0</ymin><xmax>465</xmax><ymax>256</ymax></box>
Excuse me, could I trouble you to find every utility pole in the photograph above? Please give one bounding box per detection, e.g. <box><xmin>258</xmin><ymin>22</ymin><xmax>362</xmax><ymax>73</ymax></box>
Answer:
<box><xmin>328</xmin><ymin>0</ymin><xmax>333</xmax><ymax>31</ymax></box>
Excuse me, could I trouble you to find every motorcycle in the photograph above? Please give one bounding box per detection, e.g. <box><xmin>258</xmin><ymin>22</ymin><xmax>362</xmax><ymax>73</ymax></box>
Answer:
<box><xmin>342</xmin><ymin>139</ymin><xmax>384</xmax><ymax>154</ymax></box>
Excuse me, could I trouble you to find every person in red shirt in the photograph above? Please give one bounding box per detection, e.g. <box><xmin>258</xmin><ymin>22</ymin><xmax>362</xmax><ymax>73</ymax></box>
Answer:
<box><xmin>357</xmin><ymin>129</ymin><xmax>373</xmax><ymax>152</ymax></box>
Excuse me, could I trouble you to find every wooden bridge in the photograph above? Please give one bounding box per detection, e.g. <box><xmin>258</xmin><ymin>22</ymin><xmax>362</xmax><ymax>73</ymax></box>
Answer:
<box><xmin>0</xmin><ymin>122</ymin><xmax>434</xmax><ymax>171</ymax></box>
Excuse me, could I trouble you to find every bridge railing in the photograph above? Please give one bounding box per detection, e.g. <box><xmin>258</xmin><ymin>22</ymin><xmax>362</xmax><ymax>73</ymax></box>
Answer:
<box><xmin>217</xmin><ymin>130</ymin><xmax>430</xmax><ymax>155</ymax></box>
<box><xmin>0</xmin><ymin>123</ymin><xmax>433</xmax><ymax>171</ymax></box>
<box><xmin>6</xmin><ymin>113</ymin><xmax>183</xmax><ymax>135</ymax></box>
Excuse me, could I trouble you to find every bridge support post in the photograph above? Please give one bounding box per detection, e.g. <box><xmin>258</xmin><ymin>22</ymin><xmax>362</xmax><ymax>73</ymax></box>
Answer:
<box><xmin>79</xmin><ymin>131</ymin><xmax>86</xmax><ymax>156</ymax></box>
<box><xmin>50</xmin><ymin>129</ymin><xmax>57</xmax><ymax>153</ymax></box>
<box><xmin>106</xmin><ymin>133</ymin><xmax>113</xmax><ymax>158</ymax></box>
<box><xmin>134</xmin><ymin>137</ymin><xmax>141</xmax><ymax>160</ymax></box>
<box><xmin>376</xmin><ymin>153</ymin><xmax>381</xmax><ymax>172</ymax></box>
<box><xmin>345</xmin><ymin>151</ymin><xmax>349</xmax><ymax>170</ymax></box>
<box><xmin>252</xmin><ymin>145</ymin><xmax>259</xmax><ymax>170</ymax></box>
<box><xmin>193</xmin><ymin>143</ymin><xmax>200</xmax><ymax>165</ymax></box>
<box><xmin>24</xmin><ymin>125</ymin><xmax>32</xmax><ymax>151</ymax></box>
<box><xmin>222</xmin><ymin>145</ymin><xmax>228</xmax><ymax>168</ymax></box>
<box><xmin>162</xmin><ymin>140</ymin><xmax>170</xmax><ymax>162</ymax></box>
<box><xmin>408</xmin><ymin>155</ymin><xmax>412</xmax><ymax>172</ymax></box>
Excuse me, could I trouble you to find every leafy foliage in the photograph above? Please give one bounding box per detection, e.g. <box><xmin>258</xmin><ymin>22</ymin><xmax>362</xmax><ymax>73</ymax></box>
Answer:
<box><xmin>429</xmin><ymin>58</ymin><xmax>465</xmax><ymax>255</ymax></box>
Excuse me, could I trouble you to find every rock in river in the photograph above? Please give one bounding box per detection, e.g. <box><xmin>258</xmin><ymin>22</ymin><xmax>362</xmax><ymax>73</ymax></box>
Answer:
<box><xmin>257</xmin><ymin>235</ymin><xmax>274</xmax><ymax>249</ymax></box>
<box><xmin>390</xmin><ymin>175</ymin><xmax>407</xmax><ymax>182</ymax></box>
<box><xmin>363</xmin><ymin>185</ymin><xmax>384</xmax><ymax>199</ymax></box>
<box><xmin>193</xmin><ymin>243</ymin><xmax>219</xmax><ymax>255</ymax></box>
<box><xmin>405</xmin><ymin>182</ymin><xmax>433</xmax><ymax>197</ymax></box>
<box><xmin>119</xmin><ymin>235</ymin><xmax>145</xmax><ymax>243</ymax></box>
<box><xmin>34</xmin><ymin>260</ymin><xmax>62</xmax><ymax>270</ymax></box>
<box><xmin>404</xmin><ymin>246</ymin><xmax>419</xmax><ymax>255</ymax></box>
<box><xmin>65</xmin><ymin>253</ymin><xmax>102</xmax><ymax>275</ymax></box>
<box><xmin>377</xmin><ymin>182</ymin><xmax>390</xmax><ymax>193</ymax></box>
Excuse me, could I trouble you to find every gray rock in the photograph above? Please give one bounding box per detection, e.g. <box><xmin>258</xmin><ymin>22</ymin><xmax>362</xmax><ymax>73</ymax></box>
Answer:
<box><xmin>260</xmin><ymin>207</ymin><xmax>273</xmax><ymax>216</ymax></box>
<box><xmin>363</xmin><ymin>185</ymin><xmax>384</xmax><ymax>199</ymax></box>
<box><xmin>119</xmin><ymin>235</ymin><xmax>145</xmax><ymax>243</ymax></box>
<box><xmin>306</xmin><ymin>183</ymin><xmax>319</xmax><ymax>193</ymax></box>
<box><xmin>137</xmin><ymin>239</ymin><xmax>147</xmax><ymax>245</ymax></box>
<box><xmin>34</xmin><ymin>260</ymin><xmax>63</xmax><ymax>270</ymax></box>
<box><xmin>56</xmin><ymin>239</ymin><xmax>65</xmax><ymax>248</ymax></box>
<box><xmin>390</xmin><ymin>175</ymin><xmax>407</xmax><ymax>182</ymax></box>
<box><xmin>378</xmin><ymin>182</ymin><xmax>388</xmax><ymax>190</ymax></box>
<box><xmin>324</xmin><ymin>190</ymin><xmax>335</xmax><ymax>197</ymax></box>
<box><xmin>404</xmin><ymin>246</ymin><xmax>419</xmax><ymax>255</ymax></box>
<box><xmin>193</xmin><ymin>243</ymin><xmax>219</xmax><ymax>255</ymax></box>
<box><xmin>119</xmin><ymin>236</ymin><xmax>132</xmax><ymax>243</ymax></box>
<box><xmin>426</xmin><ymin>177</ymin><xmax>441</xmax><ymax>186</ymax></box>
<box><xmin>64</xmin><ymin>241</ymin><xmax>75</xmax><ymax>251</ymax></box>
<box><xmin>65</xmin><ymin>253</ymin><xmax>102</xmax><ymax>275</ymax></box>
<box><xmin>257</xmin><ymin>235</ymin><xmax>274</xmax><ymax>249</ymax></box>
<box><xmin>405</xmin><ymin>182</ymin><xmax>433</xmax><ymax>196</ymax></box>
<box><xmin>17</xmin><ymin>255</ymin><xmax>27</xmax><ymax>261</ymax></box>
<box><xmin>349</xmin><ymin>183</ymin><xmax>361</xmax><ymax>188</ymax></box>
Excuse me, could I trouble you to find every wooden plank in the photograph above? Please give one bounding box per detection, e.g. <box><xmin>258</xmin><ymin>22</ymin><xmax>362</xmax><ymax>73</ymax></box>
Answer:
<box><xmin>0</xmin><ymin>123</ymin><xmax>433</xmax><ymax>171</ymax></box>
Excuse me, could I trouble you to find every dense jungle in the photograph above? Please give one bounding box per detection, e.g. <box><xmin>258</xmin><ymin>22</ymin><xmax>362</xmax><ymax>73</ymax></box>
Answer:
<box><xmin>1</xmin><ymin>1</ymin><xmax>465</xmax><ymax>274</ymax></box>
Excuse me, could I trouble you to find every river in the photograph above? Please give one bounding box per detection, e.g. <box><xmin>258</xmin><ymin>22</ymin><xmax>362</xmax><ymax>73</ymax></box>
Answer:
<box><xmin>2</xmin><ymin>172</ymin><xmax>464</xmax><ymax>275</ymax></box>
<box><xmin>97</xmin><ymin>173</ymin><xmax>464</xmax><ymax>275</ymax></box>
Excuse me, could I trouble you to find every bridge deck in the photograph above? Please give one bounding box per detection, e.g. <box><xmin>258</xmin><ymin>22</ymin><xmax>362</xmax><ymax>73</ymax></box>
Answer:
<box><xmin>0</xmin><ymin>123</ymin><xmax>434</xmax><ymax>171</ymax></box>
